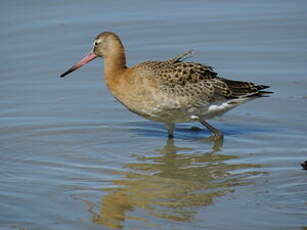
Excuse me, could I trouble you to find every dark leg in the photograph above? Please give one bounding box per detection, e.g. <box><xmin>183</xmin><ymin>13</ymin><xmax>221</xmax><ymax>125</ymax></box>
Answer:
<box><xmin>165</xmin><ymin>123</ymin><xmax>175</xmax><ymax>138</ymax></box>
<box><xmin>199</xmin><ymin>118</ymin><xmax>224</xmax><ymax>138</ymax></box>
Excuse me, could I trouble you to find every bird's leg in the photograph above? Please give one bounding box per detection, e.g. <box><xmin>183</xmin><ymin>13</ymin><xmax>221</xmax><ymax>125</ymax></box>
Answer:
<box><xmin>165</xmin><ymin>123</ymin><xmax>175</xmax><ymax>138</ymax></box>
<box><xmin>199</xmin><ymin>118</ymin><xmax>224</xmax><ymax>139</ymax></box>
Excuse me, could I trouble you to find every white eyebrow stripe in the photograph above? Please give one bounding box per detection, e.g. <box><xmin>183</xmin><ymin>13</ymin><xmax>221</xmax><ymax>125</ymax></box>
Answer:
<box><xmin>93</xmin><ymin>39</ymin><xmax>102</xmax><ymax>47</ymax></box>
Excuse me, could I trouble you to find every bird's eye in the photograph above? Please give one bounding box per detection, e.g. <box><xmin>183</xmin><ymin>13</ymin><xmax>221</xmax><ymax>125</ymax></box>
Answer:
<box><xmin>94</xmin><ymin>40</ymin><xmax>101</xmax><ymax>47</ymax></box>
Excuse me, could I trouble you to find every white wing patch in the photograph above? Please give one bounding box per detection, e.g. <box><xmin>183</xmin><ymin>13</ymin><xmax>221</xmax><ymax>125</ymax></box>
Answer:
<box><xmin>201</xmin><ymin>98</ymin><xmax>251</xmax><ymax>119</ymax></box>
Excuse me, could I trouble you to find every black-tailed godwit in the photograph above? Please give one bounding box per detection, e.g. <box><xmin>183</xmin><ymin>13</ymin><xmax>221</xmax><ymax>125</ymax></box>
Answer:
<box><xmin>60</xmin><ymin>32</ymin><xmax>272</xmax><ymax>138</ymax></box>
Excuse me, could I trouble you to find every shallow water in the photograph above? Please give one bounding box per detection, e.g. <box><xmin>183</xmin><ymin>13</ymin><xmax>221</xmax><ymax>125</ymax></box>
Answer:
<box><xmin>1</xmin><ymin>0</ymin><xmax>307</xmax><ymax>229</ymax></box>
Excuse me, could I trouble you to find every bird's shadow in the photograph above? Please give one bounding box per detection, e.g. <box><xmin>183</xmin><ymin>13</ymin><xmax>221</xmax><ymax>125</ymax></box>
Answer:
<box><xmin>123</xmin><ymin>120</ymin><xmax>271</xmax><ymax>140</ymax></box>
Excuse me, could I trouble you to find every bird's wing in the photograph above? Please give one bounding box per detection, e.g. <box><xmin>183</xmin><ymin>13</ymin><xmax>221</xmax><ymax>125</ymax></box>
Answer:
<box><xmin>140</xmin><ymin>55</ymin><xmax>271</xmax><ymax>107</ymax></box>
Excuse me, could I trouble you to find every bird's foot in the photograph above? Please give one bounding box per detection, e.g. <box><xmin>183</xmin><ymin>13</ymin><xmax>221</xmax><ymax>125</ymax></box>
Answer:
<box><xmin>190</xmin><ymin>126</ymin><xmax>202</xmax><ymax>131</ymax></box>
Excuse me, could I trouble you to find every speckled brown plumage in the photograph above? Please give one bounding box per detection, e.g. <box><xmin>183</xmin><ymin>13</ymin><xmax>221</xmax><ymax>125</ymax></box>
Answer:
<box><xmin>60</xmin><ymin>32</ymin><xmax>272</xmax><ymax>138</ymax></box>
<box><xmin>134</xmin><ymin>53</ymin><xmax>271</xmax><ymax>110</ymax></box>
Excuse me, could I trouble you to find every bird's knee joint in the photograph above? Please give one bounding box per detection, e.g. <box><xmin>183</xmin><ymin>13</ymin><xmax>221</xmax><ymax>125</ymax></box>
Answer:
<box><xmin>190</xmin><ymin>115</ymin><xmax>199</xmax><ymax>121</ymax></box>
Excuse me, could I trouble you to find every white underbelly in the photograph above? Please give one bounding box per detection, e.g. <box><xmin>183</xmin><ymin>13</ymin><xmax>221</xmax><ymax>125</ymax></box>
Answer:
<box><xmin>142</xmin><ymin>97</ymin><xmax>250</xmax><ymax>123</ymax></box>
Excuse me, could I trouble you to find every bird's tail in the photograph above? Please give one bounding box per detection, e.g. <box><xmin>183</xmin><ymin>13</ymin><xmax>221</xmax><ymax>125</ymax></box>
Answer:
<box><xmin>219</xmin><ymin>78</ymin><xmax>273</xmax><ymax>98</ymax></box>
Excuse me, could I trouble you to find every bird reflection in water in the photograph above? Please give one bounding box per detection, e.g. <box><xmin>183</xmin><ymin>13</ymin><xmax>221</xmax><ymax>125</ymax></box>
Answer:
<box><xmin>89</xmin><ymin>137</ymin><xmax>261</xmax><ymax>229</ymax></box>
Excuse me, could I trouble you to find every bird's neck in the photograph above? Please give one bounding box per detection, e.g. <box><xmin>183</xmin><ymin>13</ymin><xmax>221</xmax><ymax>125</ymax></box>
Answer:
<box><xmin>103</xmin><ymin>43</ymin><xmax>128</xmax><ymax>94</ymax></box>
<box><xmin>103</xmin><ymin>40</ymin><xmax>127</xmax><ymax>78</ymax></box>
<box><xmin>104</xmin><ymin>52</ymin><xmax>126</xmax><ymax>74</ymax></box>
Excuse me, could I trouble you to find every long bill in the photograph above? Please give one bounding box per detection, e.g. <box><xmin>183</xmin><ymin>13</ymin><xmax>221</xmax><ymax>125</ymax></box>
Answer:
<box><xmin>60</xmin><ymin>52</ymin><xmax>97</xmax><ymax>78</ymax></box>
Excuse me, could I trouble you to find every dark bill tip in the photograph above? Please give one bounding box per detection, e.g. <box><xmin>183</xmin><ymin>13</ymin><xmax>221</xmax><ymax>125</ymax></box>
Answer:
<box><xmin>60</xmin><ymin>52</ymin><xmax>97</xmax><ymax>78</ymax></box>
<box><xmin>60</xmin><ymin>67</ymin><xmax>75</xmax><ymax>78</ymax></box>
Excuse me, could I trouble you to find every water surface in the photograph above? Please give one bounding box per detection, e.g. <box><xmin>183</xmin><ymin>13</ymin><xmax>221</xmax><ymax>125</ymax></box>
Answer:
<box><xmin>1</xmin><ymin>0</ymin><xmax>307</xmax><ymax>229</ymax></box>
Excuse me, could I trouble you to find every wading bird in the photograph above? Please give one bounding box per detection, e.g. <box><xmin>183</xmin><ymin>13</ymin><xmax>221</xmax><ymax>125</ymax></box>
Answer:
<box><xmin>60</xmin><ymin>32</ymin><xmax>272</xmax><ymax>138</ymax></box>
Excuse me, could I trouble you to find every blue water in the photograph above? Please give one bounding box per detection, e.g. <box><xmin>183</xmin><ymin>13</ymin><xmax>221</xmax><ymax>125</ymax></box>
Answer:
<box><xmin>1</xmin><ymin>0</ymin><xmax>307</xmax><ymax>229</ymax></box>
